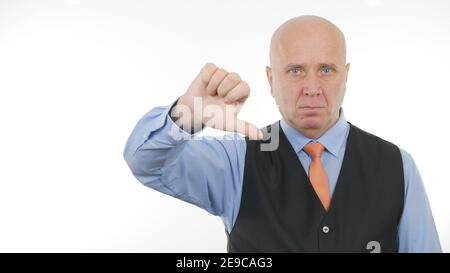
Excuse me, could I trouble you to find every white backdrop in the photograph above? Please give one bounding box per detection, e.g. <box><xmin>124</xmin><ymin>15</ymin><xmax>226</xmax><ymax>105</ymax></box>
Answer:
<box><xmin>0</xmin><ymin>0</ymin><xmax>449</xmax><ymax>252</ymax></box>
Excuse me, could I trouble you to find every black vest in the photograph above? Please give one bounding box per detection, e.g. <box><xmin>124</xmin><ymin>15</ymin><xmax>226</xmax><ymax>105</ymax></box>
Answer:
<box><xmin>227</xmin><ymin>122</ymin><xmax>404</xmax><ymax>253</ymax></box>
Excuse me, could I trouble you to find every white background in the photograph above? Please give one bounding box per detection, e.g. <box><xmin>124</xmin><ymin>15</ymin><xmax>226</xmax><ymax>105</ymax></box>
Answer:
<box><xmin>0</xmin><ymin>0</ymin><xmax>449</xmax><ymax>252</ymax></box>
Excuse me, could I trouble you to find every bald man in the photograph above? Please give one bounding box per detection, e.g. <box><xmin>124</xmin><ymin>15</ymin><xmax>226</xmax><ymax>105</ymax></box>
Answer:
<box><xmin>124</xmin><ymin>15</ymin><xmax>441</xmax><ymax>253</ymax></box>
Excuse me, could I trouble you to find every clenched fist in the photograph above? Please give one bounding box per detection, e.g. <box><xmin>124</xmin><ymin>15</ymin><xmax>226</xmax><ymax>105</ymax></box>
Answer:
<box><xmin>171</xmin><ymin>63</ymin><xmax>263</xmax><ymax>140</ymax></box>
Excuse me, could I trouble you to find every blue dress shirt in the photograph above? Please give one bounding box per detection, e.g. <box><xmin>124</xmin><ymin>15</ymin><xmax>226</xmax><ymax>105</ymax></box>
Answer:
<box><xmin>124</xmin><ymin>101</ymin><xmax>442</xmax><ymax>253</ymax></box>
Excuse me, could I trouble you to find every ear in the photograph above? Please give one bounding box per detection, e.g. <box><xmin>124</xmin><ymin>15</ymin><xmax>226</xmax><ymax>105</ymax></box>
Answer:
<box><xmin>266</xmin><ymin>66</ymin><xmax>274</xmax><ymax>96</ymax></box>
<box><xmin>344</xmin><ymin>63</ymin><xmax>350</xmax><ymax>83</ymax></box>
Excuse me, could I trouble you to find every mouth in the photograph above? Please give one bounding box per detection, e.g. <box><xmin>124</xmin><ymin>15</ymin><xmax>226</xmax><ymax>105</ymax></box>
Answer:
<box><xmin>298</xmin><ymin>106</ymin><xmax>326</xmax><ymax>110</ymax></box>
<box><xmin>297</xmin><ymin>107</ymin><xmax>326</xmax><ymax>116</ymax></box>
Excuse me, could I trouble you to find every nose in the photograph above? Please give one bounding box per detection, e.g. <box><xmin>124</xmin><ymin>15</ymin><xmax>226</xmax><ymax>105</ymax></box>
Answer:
<box><xmin>302</xmin><ymin>75</ymin><xmax>322</xmax><ymax>96</ymax></box>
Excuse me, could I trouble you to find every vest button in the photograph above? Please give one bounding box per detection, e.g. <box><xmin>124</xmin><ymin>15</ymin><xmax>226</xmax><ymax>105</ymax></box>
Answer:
<box><xmin>322</xmin><ymin>226</ymin><xmax>330</xmax><ymax>234</ymax></box>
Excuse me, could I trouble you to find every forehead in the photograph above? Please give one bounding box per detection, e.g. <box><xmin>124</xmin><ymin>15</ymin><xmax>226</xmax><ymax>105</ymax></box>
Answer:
<box><xmin>273</xmin><ymin>24</ymin><xmax>345</xmax><ymax>66</ymax></box>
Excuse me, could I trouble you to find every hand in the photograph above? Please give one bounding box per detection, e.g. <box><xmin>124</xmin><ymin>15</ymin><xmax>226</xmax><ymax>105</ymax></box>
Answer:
<box><xmin>172</xmin><ymin>63</ymin><xmax>263</xmax><ymax>140</ymax></box>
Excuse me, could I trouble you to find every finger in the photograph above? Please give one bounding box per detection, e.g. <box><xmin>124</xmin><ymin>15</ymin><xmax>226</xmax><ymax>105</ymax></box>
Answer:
<box><xmin>217</xmin><ymin>72</ymin><xmax>241</xmax><ymax>97</ymax></box>
<box><xmin>200</xmin><ymin>63</ymin><xmax>218</xmax><ymax>84</ymax></box>
<box><xmin>206</xmin><ymin>68</ymin><xmax>228</xmax><ymax>96</ymax></box>
<box><xmin>235</xmin><ymin>119</ymin><xmax>263</xmax><ymax>140</ymax></box>
<box><xmin>224</xmin><ymin>81</ymin><xmax>250</xmax><ymax>104</ymax></box>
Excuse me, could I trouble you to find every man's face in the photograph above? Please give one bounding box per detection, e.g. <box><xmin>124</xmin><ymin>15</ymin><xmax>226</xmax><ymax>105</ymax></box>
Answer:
<box><xmin>267</xmin><ymin>21</ymin><xmax>350</xmax><ymax>138</ymax></box>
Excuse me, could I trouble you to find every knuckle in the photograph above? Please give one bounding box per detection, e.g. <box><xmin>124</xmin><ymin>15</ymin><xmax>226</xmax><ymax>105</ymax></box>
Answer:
<box><xmin>203</xmin><ymin>62</ymin><xmax>216</xmax><ymax>71</ymax></box>
<box><xmin>228</xmin><ymin>72</ymin><xmax>241</xmax><ymax>83</ymax></box>
<box><xmin>211</xmin><ymin>69</ymin><xmax>226</xmax><ymax>85</ymax></box>
<box><xmin>201</xmin><ymin>63</ymin><xmax>218</xmax><ymax>83</ymax></box>
<box><xmin>217</xmin><ymin>68</ymin><xmax>228</xmax><ymax>76</ymax></box>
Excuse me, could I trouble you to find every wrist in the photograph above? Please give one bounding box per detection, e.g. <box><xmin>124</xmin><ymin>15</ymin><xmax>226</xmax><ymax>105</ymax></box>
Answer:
<box><xmin>169</xmin><ymin>97</ymin><xmax>204</xmax><ymax>134</ymax></box>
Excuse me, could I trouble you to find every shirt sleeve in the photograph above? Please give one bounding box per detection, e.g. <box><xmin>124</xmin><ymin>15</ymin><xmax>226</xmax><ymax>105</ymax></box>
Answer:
<box><xmin>397</xmin><ymin>148</ymin><xmax>442</xmax><ymax>253</ymax></box>
<box><xmin>123</xmin><ymin>101</ymin><xmax>247</xmax><ymax>232</ymax></box>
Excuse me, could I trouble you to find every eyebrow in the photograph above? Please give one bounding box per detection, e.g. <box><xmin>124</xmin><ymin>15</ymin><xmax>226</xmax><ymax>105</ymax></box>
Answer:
<box><xmin>284</xmin><ymin>63</ymin><xmax>338</xmax><ymax>70</ymax></box>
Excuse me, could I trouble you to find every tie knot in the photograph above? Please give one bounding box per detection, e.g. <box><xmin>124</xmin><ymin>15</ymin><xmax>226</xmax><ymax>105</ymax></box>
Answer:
<box><xmin>303</xmin><ymin>142</ymin><xmax>325</xmax><ymax>158</ymax></box>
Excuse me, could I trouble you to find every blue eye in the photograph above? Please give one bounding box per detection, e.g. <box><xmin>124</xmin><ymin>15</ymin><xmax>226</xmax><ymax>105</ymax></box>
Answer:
<box><xmin>322</xmin><ymin>67</ymin><xmax>333</xmax><ymax>74</ymax></box>
<box><xmin>290</xmin><ymin>68</ymin><xmax>301</xmax><ymax>75</ymax></box>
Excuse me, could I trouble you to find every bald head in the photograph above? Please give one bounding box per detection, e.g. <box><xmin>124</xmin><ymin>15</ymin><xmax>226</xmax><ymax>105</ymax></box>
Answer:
<box><xmin>270</xmin><ymin>15</ymin><xmax>347</xmax><ymax>67</ymax></box>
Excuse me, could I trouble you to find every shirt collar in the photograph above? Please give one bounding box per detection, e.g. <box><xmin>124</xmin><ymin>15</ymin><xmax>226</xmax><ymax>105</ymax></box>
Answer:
<box><xmin>280</xmin><ymin>109</ymin><xmax>350</xmax><ymax>157</ymax></box>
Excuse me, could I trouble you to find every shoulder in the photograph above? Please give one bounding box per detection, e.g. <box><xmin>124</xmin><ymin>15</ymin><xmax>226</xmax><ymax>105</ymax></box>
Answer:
<box><xmin>349</xmin><ymin>123</ymin><xmax>399</xmax><ymax>150</ymax></box>
<box><xmin>348</xmin><ymin>123</ymin><xmax>403</xmax><ymax>161</ymax></box>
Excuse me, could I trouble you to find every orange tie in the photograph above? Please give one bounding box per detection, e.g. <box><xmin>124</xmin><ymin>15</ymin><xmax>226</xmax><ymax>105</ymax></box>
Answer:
<box><xmin>303</xmin><ymin>142</ymin><xmax>330</xmax><ymax>211</ymax></box>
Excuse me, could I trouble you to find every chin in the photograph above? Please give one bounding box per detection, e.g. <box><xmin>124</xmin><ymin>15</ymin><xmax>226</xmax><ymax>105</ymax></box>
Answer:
<box><xmin>292</xmin><ymin>115</ymin><xmax>324</xmax><ymax>130</ymax></box>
